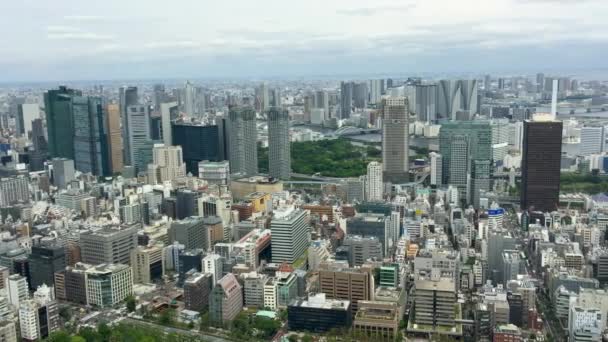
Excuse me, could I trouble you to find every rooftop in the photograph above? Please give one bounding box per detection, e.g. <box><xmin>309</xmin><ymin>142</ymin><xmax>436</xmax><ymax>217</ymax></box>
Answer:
<box><xmin>290</xmin><ymin>293</ymin><xmax>350</xmax><ymax>311</ymax></box>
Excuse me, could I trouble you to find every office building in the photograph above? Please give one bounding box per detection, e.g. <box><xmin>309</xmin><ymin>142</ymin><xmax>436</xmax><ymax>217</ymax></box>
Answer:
<box><xmin>256</xmin><ymin>83</ymin><xmax>269</xmax><ymax>113</ymax></box>
<box><xmin>0</xmin><ymin>176</ymin><xmax>29</xmax><ymax>207</ymax></box>
<box><xmin>228</xmin><ymin>106</ymin><xmax>258</xmax><ymax>175</ymax></box>
<box><xmin>315</xmin><ymin>90</ymin><xmax>329</xmax><ymax>115</ymax></box>
<box><xmin>176</xmin><ymin>189</ymin><xmax>199</xmax><ymax>219</ymax></box>
<box><xmin>243</xmin><ymin>272</ymin><xmax>267</xmax><ymax>308</ymax></box>
<box><xmin>28</xmin><ymin>243</ymin><xmax>66</xmax><ymax>289</ymax></box>
<box><xmin>369</xmin><ymin>79</ymin><xmax>382</xmax><ymax>105</ymax></box>
<box><xmin>198</xmin><ymin>160</ymin><xmax>230</xmax><ymax>185</ymax></box>
<box><xmin>160</xmin><ymin>102</ymin><xmax>178</xmax><ymax>146</ymax></box>
<box><xmin>169</xmin><ymin>217</ymin><xmax>206</xmax><ymax>250</ymax></box>
<box><xmin>106</xmin><ymin>104</ymin><xmax>123</xmax><ymax>173</ymax></box>
<box><xmin>568</xmin><ymin>306</ymin><xmax>602</xmax><ymax>342</ymax></box>
<box><xmin>288</xmin><ymin>293</ymin><xmax>351</xmax><ymax>333</ymax></box>
<box><xmin>72</xmin><ymin>96</ymin><xmax>111</xmax><ymax>176</ymax></box>
<box><xmin>119</xmin><ymin>86</ymin><xmax>138</xmax><ymax>165</ymax></box>
<box><xmin>340</xmin><ymin>81</ymin><xmax>353</xmax><ymax>119</ymax></box>
<box><xmin>319</xmin><ymin>266</ymin><xmax>372</xmax><ymax>315</ymax></box>
<box><xmin>365</xmin><ymin>161</ymin><xmax>383</xmax><ymax>201</ymax></box>
<box><xmin>18</xmin><ymin>298</ymin><xmax>58</xmax><ymax>342</ymax></box>
<box><xmin>430</xmin><ymin>152</ymin><xmax>442</xmax><ymax>186</ymax></box>
<box><xmin>183</xmin><ymin>81</ymin><xmax>196</xmax><ymax>117</ymax></box>
<box><xmin>493</xmin><ymin>324</ymin><xmax>522</xmax><ymax>342</ymax></box>
<box><xmin>353</xmin><ymin>301</ymin><xmax>400</xmax><ymax>340</ymax></box>
<box><xmin>30</xmin><ymin>118</ymin><xmax>48</xmax><ymax>170</ymax></box>
<box><xmin>410</xmin><ymin>279</ymin><xmax>460</xmax><ymax>335</ymax></box>
<box><xmin>172</xmin><ymin>122</ymin><xmax>227</xmax><ymax>174</ymax></box>
<box><xmin>502</xmin><ymin>250</ymin><xmax>523</xmax><ymax>285</ymax></box>
<box><xmin>17</xmin><ymin>103</ymin><xmax>39</xmax><ymax>137</ymax></box>
<box><xmin>51</xmin><ymin>158</ymin><xmax>75</xmax><ymax>189</ymax></box>
<box><xmin>80</xmin><ymin>224</ymin><xmax>139</xmax><ymax>265</ymax></box>
<box><xmin>126</xmin><ymin>105</ymin><xmax>152</xmax><ymax>173</ymax></box>
<box><xmin>580</xmin><ymin>126</ymin><xmax>605</xmax><ymax>156</ymax></box>
<box><xmin>184</xmin><ymin>272</ymin><xmax>213</xmax><ymax>312</ymax></box>
<box><xmin>347</xmin><ymin>213</ymin><xmax>399</xmax><ymax>255</ymax></box>
<box><xmin>209</xmin><ymin>274</ymin><xmax>243</xmax><ymax>326</ymax></box>
<box><xmin>439</xmin><ymin>120</ymin><xmax>492</xmax><ymax>206</ymax></box>
<box><xmin>147</xmin><ymin>144</ymin><xmax>186</xmax><ymax>184</ymax></box>
<box><xmin>436</xmin><ymin>80</ymin><xmax>478</xmax><ymax>120</ymax></box>
<box><xmin>267</xmin><ymin>107</ymin><xmax>291</xmax><ymax>180</ymax></box>
<box><xmin>0</xmin><ymin>320</ymin><xmax>17</xmax><ymax>342</ymax></box>
<box><xmin>203</xmin><ymin>254</ymin><xmax>223</xmax><ymax>285</ymax></box>
<box><xmin>44</xmin><ymin>86</ymin><xmax>82</xmax><ymax>159</ymax></box>
<box><xmin>85</xmin><ymin>263</ymin><xmax>133</xmax><ymax>307</ymax></box>
<box><xmin>54</xmin><ymin>263</ymin><xmax>88</xmax><ymax>305</ymax></box>
<box><xmin>6</xmin><ymin>274</ymin><xmax>28</xmax><ymax>308</ymax></box>
<box><xmin>353</xmin><ymin>82</ymin><xmax>368</xmax><ymax>109</ymax></box>
<box><xmin>270</xmin><ymin>207</ymin><xmax>310</xmax><ymax>264</ymax></box>
<box><xmin>521</xmin><ymin>119</ymin><xmax>563</xmax><ymax>212</ymax></box>
<box><xmin>381</xmin><ymin>97</ymin><xmax>409</xmax><ymax>183</ymax></box>
<box><xmin>415</xmin><ymin>84</ymin><xmax>437</xmax><ymax>123</ymax></box>
<box><xmin>130</xmin><ymin>244</ymin><xmax>164</xmax><ymax>284</ymax></box>
<box><xmin>342</xmin><ymin>236</ymin><xmax>383</xmax><ymax>267</ymax></box>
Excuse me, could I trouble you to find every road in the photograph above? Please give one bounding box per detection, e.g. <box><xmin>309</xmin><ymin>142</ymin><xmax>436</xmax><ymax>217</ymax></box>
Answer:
<box><xmin>124</xmin><ymin>318</ymin><xmax>233</xmax><ymax>342</ymax></box>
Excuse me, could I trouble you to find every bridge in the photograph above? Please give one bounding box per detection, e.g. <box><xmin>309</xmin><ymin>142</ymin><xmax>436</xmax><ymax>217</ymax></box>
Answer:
<box><xmin>334</xmin><ymin>126</ymin><xmax>381</xmax><ymax>136</ymax></box>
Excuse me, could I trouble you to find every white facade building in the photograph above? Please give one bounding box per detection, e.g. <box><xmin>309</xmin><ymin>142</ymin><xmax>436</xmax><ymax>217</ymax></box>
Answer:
<box><xmin>366</xmin><ymin>161</ymin><xmax>383</xmax><ymax>202</ymax></box>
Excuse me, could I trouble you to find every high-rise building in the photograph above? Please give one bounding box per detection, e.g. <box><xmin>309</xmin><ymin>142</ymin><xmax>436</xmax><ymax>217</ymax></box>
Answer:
<box><xmin>147</xmin><ymin>144</ymin><xmax>186</xmax><ymax>184</ymax></box>
<box><xmin>381</xmin><ymin>97</ymin><xmax>409</xmax><ymax>183</ymax></box>
<box><xmin>410</xmin><ymin>279</ymin><xmax>460</xmax><ymax>335</ymax></box>
<box><xmin>72</xmin><ymin>96</ymin><xmax>111</xmax><ymax>176</ymax></box>
<box><xmin>183</xmin><ymin>81</ymin><xmax>195</xmax><ymax>117</ymax></box>
<box><xmin>568</xmin><ymin>306</ymin><xmax>602</xmax><ymax>342</ymax></box>
<box><xmin>267</xmin><ymin>107</ymin><xmax>291</xmax><ymax>180</ymax></box>
<box><xmin>340</xmin><ymin>81</ymin><xmax>353</xmax><ymax>119</ymax></box>
<box><xmin>315</xmin><ymin>90</ymin><xmax>329</xmax><ymax>116</ymax></box>
<box><xmin>28</xmin><ymin>243</ymin><xmax>66</xmax><ymax>289</ymax></box>
<box><xmin>106</xmin><ymin>104</ymin><xmax>123</xmax><ymax>174</ymax></box>
<box><xmin>353</xmin><ymin>82</ymin><xmax>368</xmax><ymax>109</ymax></box>
<box><xmin>228</xmin><ymin>106</ymin><xmax>258</xmax><ymax>175</ymax></box>
<box><xmin>415</xmin><ymin>84</ymin><xmax>437</xmax><ymax>123</ymax></box>
<box><xmin>209</xmin><ymin>274</ymin><xmax>243</xmax><ymax>326</ymax></box>
<box><xmin>536</xmin><ymin>73</ymin><xmax>544</xmax><ymax>92</ymax></box>
<box><xmin>119</xmin><ymin>86</ymin><xmax>138</xmax><ymax>165</ymax></box>
<box><xmin>203</xmin><ymin>254</ymin><xmax>223</xmax><ymax>285</ymax></box>
<box><xmin>85</xmin><ymin>263</ymin><xmax>133</xmax><ymax>307</ymax></box>
<box><xmin>184</xmin><ymin>272</ymin><xmax>213</xmax><ymax>312</ymax></box>
<box><xmin>160</xmin><ymin>102</ymin><xmax>178</xmax><ymax>146</ymax></box>
<box><xmin>80</xmin><ymin>224</ymin><xmax>139</xmax><ymax>265</ymax></box>
<box><xmin>126</xmin><ymin>105</ymin><xmax>152</xmax><ymax>173</ymax></box>
<box><xmin>271</xmin><ymin>207</ymin><xmax>310</xmax><ymax>264</ymax></box>
<box><xmin>168</xmin><ymin>217</ymin><xmax>206</xmax><ymax>250</ymax></box>
<box><xmin>30</xmin><ymin>118</ymin><xmax>48</xmax><ymax>171</ymax></box>
<box><xmin>172</xmin><ymin>121</ymin><xmax>227</xmax><ymax>174</ymax></box>
<box><xmin>257</xmin><ymin>83</ymin><xmax>270</xmax><ymax>113</ymax></box>
<box><xmin>0</xmin><ymin>176</ymin><xmax>29</xmax><ymax>207</ymax></box>
<box><xmin>44</xmin><ymin>86</ymin><xmax>82</xmax><ymax>159</ymax></box>
<box><xmin>341</xmin><ymin>236</ymin><xmax>383</xmax><ymax>267</ymax></box>
<box><xmin>198</xmin><ymin>160</ymin><xmax>230</xmax><ymax>185</ymax></box>
<box><xmin>484</xmin><ymin>75</ymin><xmax>491</xmax><ymax>90</ymax></box>
<box><xmin>130</xmin><ymin>243</ymin><xmax>164</xmax><ymax>284</ymax></box>
<box><xmin>429</xmin><ymin>152</ymin><xmax>442</xmax><ymax>186</ymax></box>
<box><xmin>319</xmin><ymin>266</ymin><xmax>372</xmax><ymax>315</ymax></box>
<box><xmin>439</xmin><ymin>120</ymin><xmax>492</xmax><ymax>206</ymax></box>
<box><xmin>18</xmin><ymin>297</ymin><xmax>59</xmax><ymax>342</ymax></box>
<box><xmin>51</xmin><ymin>158</ymin><xmax>75</xmax><ymax>189</ymax></box>
<box><xmin>520</xmin><ymin>119</ymin><xmax>562</xmax><ymax>212</ymax></box>
<box><xmin>6</xmin><ymin>274</ymin><xmax>28</xmax><ymax>309</ymax></box>
<box><xmin>54</xmin><ymin>263</ymin><xmax>88</xmax><ymax>305</ymax></box>
<box><xmin>580</xmin><ymin>126</ymin><xmax>605</xmax><ymax>156</ymax></box>
<box><xmin>17</xmin><ymin>103</ymin><xmax>39</xmax><ymax>138</ymax></box>
<box><xmin>365</xmin><ymin>161</ymin><xmax>383</xmax><ymax>201</ymax></box>
<box><xmin>436</xmin><ymin>80</ymin><xmax>478</xmax><ymax>120</ymax></box>
<box><xmin>368</xmin><ymin>80</ymin><xmax>382</xmax><ymax>105</ymax></box>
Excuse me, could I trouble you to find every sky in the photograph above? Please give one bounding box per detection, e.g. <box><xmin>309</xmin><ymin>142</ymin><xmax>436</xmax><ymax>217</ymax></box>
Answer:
<box><xmin>1</xmin><ymin>0</ymin><xmax>607</xmax><ymax>82</ymax></box>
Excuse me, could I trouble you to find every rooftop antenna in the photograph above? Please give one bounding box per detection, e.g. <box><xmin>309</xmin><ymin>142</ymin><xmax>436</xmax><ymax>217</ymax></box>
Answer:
<box><xmin>551</xmin><ymin>79</ymin><xmax>558</xmax><ymax>120</ymax></box>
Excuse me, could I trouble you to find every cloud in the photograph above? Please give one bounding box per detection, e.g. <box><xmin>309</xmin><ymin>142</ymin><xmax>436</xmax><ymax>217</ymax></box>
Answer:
<box><xmin>337</xmin><ymin>4</ymin><xmax>417</xmax><ymax>16</ymax></box>
<box><xmin>63</xmin><ymin>15</ymin><xmax>107</xmax><ymax>21</ymax></box>
<box><xmin>46</xmin><ymin>25</ymin><xmax>113</xmax><ymax>41</ymax></box>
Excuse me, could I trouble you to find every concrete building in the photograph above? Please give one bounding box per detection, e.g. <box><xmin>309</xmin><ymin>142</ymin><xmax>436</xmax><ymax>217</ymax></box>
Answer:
<box><xmin>198</xmin><ymin>160</ymin><xmax>230</xmax><ymax>185</ymax></box>
<box><xmin>340</xmin><ymin>81</ymin><xmax>353</xmax><ymax>119</ymax></box>
<box><xmin>366</xmin><ymin>161</ymin><xmax>383</xmax><ymax>201</ymax></box>
<box><xmin>6</xmin><ymin>274</ymin><xmax>28</xmax><ymax>309</ymax></box>
<box><xmin>0</xmin><ymin>320</ymin><xmax>17</xmax><ymax>342</ymax></box>
<box><xmin>409</xmin><ymin>279</ymin><xmax>461</xmax><ymax>336</ymax></box>
<box><xmin>493</xmin><ymin>324</ymin><xmax>522</xmax><ymax>342</ymax></box>
<box><xmin>85</xmin><ymin>263</ymin><xmax>133</xmax><ymax>307</ymax></box>
<box><xmin>105</xmin><ymin>103</ymin><xmax>123</xmax><ymax>173</ymax></box>
<box><xmin>228</xmin><ymin>106</ymin><xmax>258</xmax><ymax>176</ymax></box>
<box><xmin>148</xmin><ymin>144</ymin><xmax>186</xmax><ymax>184</ymax></box>
<box><xmin>54</xmin><ymin>263</ymin><xmax>88</xmax><ymax>305</ymax></box>
<box><xmin>203</xmin><ymin>254</ymin><xmax>223</xmax><ymax>285</ymax></box>
<box><xmin>184</xmin><ymin>272</ymin><xmax>213</xmax><ymax>312</ymax></box>
<box><xmin>130</xmin><ymin>243</ymin><xmax>165</xmax><ymax>284</ymax></box>
<box><xmin>415</xmin><ymin>84</ymin><xmax>437</xmax><ymax>123</ymax></box>
<box><xmin>51</xmin><ymin>158</ymin><xmax>75</xmax><ymax>189</ymax></box>
<box><xmin>209</xmin><ymin>274</ymin><xmax>243</xmax><ymax>326</ymax></box>
<box><xmin>580</xmin><ymin>126</ymin><xmax>605</xmax><ymax>156</ymax></box>
<box><xmin>342</xmin><ymin>236</ymin><xmax>383</xmax><ymax>267</ymax></box>
<box><xmin>270</xmin><ymin>207</ymin><xmax>310</xmax><ymax>264</ymax></box>
<box><xmin>0</xmin><ymin>176</ymin><xmax>29</xmax><ymax>207</ymax></box>
<box><xmin>126</xmin><ymin>104</ymin><xmax>152</xmax><ymax>173</ymax></box>
<box><xmin>319</xmin><ymin>266</ymin><xmax>373</xmax><ymax>315</ymax></box>
<box><xmin>381</xmin><ymin>97</ymin><xmax>409</xmax><ymax>183</ymax></box>
<box><xmin>429</xmin><ymin>152</ymin><xmax>442</xmax><ymax>186</ymax></box>
<box><xmin>243</xmin><ymin>272</ymin><xmax>267</xmax><ymax>308</ymax></box>
<box><xmin>436</xmin><ymin>79</ymin><xmax>478</xmax><ymax>120</ymax></box>
<box><xmin>169</xmin><ymin>217</ymin><xmax>206</xmax><ymax>250</ymax></box>
<box><xmin>353</xmin><ymin>300</ymin><xmax>400</xmax><ymax>340</ymax></box>
<box><xmin>267</xmin><ymin>107</ymin><xmax>291</xmax><ymax>180</ymax></box>
<box><xmin>80</xmin><ymin>224</ymin><xmax>139</xmax><ymax>265</ymax></box>
<box><xmin>19</xmin><ymin>298</ymin><xmax>59</xmax><ymax>342</ymax></box>
<box><xmin>568</xmin><ymin>306</ymin><xmax>602</xmax><ymax>342</ymax></box>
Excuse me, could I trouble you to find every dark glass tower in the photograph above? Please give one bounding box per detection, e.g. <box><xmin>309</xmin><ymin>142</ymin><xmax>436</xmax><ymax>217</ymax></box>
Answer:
<box><xmin>171</xmin><ymin>122</ymin><xmax>227</xmax><ymax>174</ymax></box>
<box><xmin>520</xmin><ymin>120</ymin><xmax>563</xmax><ymax>212</ymax></box>
<box><xmin>44</xmin><ymin>86</ymin><xmax>82</xmax><ymax>159</ymax></box>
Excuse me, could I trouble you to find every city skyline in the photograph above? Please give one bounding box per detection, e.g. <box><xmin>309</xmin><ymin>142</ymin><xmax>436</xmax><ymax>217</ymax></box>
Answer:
<box><xmin>1</xmin><ymin>0</ymin><xmax>607</xmax><ymax>82</ymax></box>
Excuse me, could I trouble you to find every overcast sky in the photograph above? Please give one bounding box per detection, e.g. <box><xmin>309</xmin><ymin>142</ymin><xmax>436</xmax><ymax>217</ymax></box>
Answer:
<box><xmin>2</xmin><ymin>0</ymin><xmax>607</xmax><ymax>81</ymax></box>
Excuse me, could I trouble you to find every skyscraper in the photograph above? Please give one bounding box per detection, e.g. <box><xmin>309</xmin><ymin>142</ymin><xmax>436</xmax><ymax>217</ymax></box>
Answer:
<box><xmin>257</xmin><ymin>83</ymin><xmax>270</xmax><ymax>113</ymax></box>
<box><xmin>267</xmin><ymin>107</ymin><xmax>290</xmax><ymax>180</ymax></box>
<box><xmin>228</xmin><ymin>106</ymin><xmax>258</xmax><ymax>176</ymax></box>
<box><xmin>315</xmin><ymin>90</ymin><xmax>329</xmax><ymax>117</ymax></box>
<box><xmin>430</xmin><ymin>152</ymin><xmax>442</xmax><ymax>186</ymax></box>
<box><xmin>271</xmin><ymin>207</ymin><xmax>310</xmax><ymax>264</ymax></box>
<box><xmin>415</xmin><ymin>84</ymin><xmax>437</xmax><ymax>123</ymax></box>
<box><xmin>28</xmin><ymin>243</ymin><xmax>66</xmax><ymax>289</ymax></box>
<box><xmin>520</xmin><ymin>119</ymin><xmax>563</xmax><ymax>212</ymax></box>
<box><xmin>51</xmin><ymin>158</ymin><xmax>75</xmax><ymax>189</ymax></box>
<box><xmin>340</xmin><ymin>81</ymin><xmax>353</xmax><ymax>119</ymax></box>
<box><xmin>106</xmin><ymin>104</ymin><xmax>123</xmax><ymax>174</ymax></box>
<box><xmin>119</xmin><ymin>86</ymin><xmax>138</xmax><ymax>166</ymax></box>
<box><xmin>17</xmin><ymin>103</ymin><xmax>39</xmax><ymax>138</ymax></box>
<box><xmin>44</xmin><ymin>86</ymin><xmax>82</xmax><ymax>159</ymax></box>
<box><xmin>172</xmin><ymin>121</ymin><xmax>227</xmax><ymax>174</ymax></box>
<box><xmin>72</xmin><ymin>96</ymin><xmax>111</xmax><ymax>176</ymax></box>
<box><xmin>126</xmin><ymin>105</ymin><xmax>152</xmax><ymax>173</ymax></box>
<box><xmin>436</xmin><ymin>80</ymin><xmax>478</xmax><ymax>120</ymax></box>
<box><xmin>353</xmin><ymin>82</ymin><xmax>368</xmax><ymax>109</ymax></box>
<box><xmin>369</xmin><ymin>79</ymin><xmax>382</xmax><ymax>105</ymax></box>
<box><xmin>147</xmin><ymin>144</ymin><xmax>186</xmax><ymax>184</ymax></box>
<box><xmin>366</xmin><ymin>161</ymin><xmax>383</xmax><ymax>201</ymax></box>
<box><xmin>580</xmin><ymin>126</ymin><xmax>605</xmax><ymax>156</ymax></box>
<box><xmin>439</xmin><ymin>121</ymin><xmax>492</xmax><ymax>206</ymax></box>
<box><xmin>381</xmin><ymin>97</ymin><xmax>409</xmax><ymax>183</ymax></box>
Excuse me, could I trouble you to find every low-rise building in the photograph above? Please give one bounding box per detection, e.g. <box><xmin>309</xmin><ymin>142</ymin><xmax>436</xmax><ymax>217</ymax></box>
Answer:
<box><xmin>288</xmin><ymin>294</ymin><xmax>351</xmax><ymax>333</ymax></box>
